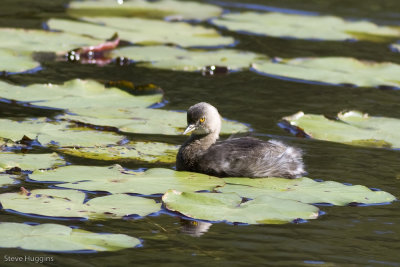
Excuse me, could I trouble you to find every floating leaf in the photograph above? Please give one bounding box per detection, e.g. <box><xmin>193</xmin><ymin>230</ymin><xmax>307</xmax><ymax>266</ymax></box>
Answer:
<box><xmin>0</xmin><ymin>28</ymin><xmax>101</xmax><ymax>73</ymax></box>
<box><xmin>162</xmin><ymin>190</ymin><xmax>319</xmax><ymax>224</ymax></box>
<box><xmin>0</xmin><ymin>118</ymin><xmax>123</xmax><ymax>147</ymax></box>
<box><xmin>67</xmin><ymin>0</ymin><xmax>222</xmax><ymax>21</ymax></box>
<box><xmin>283</xmin><ymin>110</ymin><xmax>400</xmax><ymax>148</ymax></box>
<box><xmin>0</xmin><ymin>222</ymin><xmax>140</xmax><ymax>252</ymax></box>
<box><xmin>112</xmin><ymin>45</ymin><xmax>265</xmax><ymax>71</ymax></box>
<box><xmin>212</xmin><ymin>12</ymin><xmax>400</xmax><ymax>41</ymax></box>
<box><xmin>0</xmin><ymin>189</ymin><xmax>160</xmax><ymax>219</ymax></box>
<box><xmin>48</xmin><ymin>17</ymin><xmax>234</xmax><ymax>48</ymax></box>
<box><xmin>252</xmin><ymin>57</ymin><xmax>400</xmax><ymax>88</ymax></box>
<box><xmin>218</xmin><ymin>177</ymin><xmax>396</xmax><ymax>206</ymax></box>
<box><xmin>338</xmin><ymin>110</ymin><xmax>400</xmax><ymax>130</ymax></box>
<box><xmin>37</xmin><ymin>123</ymin><xmax>124</xmax><ymax>147</ymax></box>
<box><xmin>0</xmin><ymin>48</ymin><xmax>39</xmax><ymax>73</ymax></box>
<box><xmin>81</xmin><ymin>193</ymin><xmax>161</xmax><ymax>218</ymax></box>
<box><xmin>0</xmin><ymin>138</ymin><xmax>18</xmax><ymax>148</ymax></box>
<box><xmin>0</xmin><ymin>174</ymin><xmax>15</xmax><ymax>187</ymax></box>
<box><xmin>0</xmin><ymin>79</ymin><xmax>162</xmax><ymax>110</ymax></box>
<box><xmin>30</xmin><ymin>164</ymin><xmax>132</xmax><ymax>183</ymax></box>
<box><xmin>58</xmin><ymin>141</ymin><xmax>178</xmax><ymax>163</ymax></box>
<box><xmin>0</xmin><ymin>152</ymin><xmax>65</xmax><ymax>172</ymax></box>
<box><xmin>56</xmin><ymin>168</ymin><xmax>225</xmax><ymax>195</ymax></box>
<box><xmin>0</xmin><ymin>28</ymin><xmax>100</xmax><ymax>53</ymax></box>
<box><xmin>29</xmin><ymin>166</ymin><xmax>225</xmax><ymax>195</ymax></box>
<box><xmin>0</xmin><ymin>118</ymin><xmax>46</xmax><ymax>142</ymax></box>
<box><xmin>61</xmin><ymin>106</ymin><xmax>249</xmax><ymax>135</ymax></box>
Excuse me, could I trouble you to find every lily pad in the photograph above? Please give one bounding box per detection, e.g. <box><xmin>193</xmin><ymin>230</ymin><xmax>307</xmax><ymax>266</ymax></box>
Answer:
<box><xmin>48</xmin><ymin>17</ymin><xmax>234</xmax><ymax>48</ymax></box>
<box><xmin>0</xmin><ymin>48</ymin><xmax>39</xmax><ymax>73</ymax></box>
<box><xmin>57</xmin><ymin>168</ymin><xmax>225</xmax><ymax>195</ymax></box>
<box><xmin>0</xmin><ymin>79</ymin><xmax>162</xmax><ymax>110</ymax></box>
<box><xmin>37</xmin><ymin>123</ymin><xmax>124</xmax><ymax>147</ymax></box>
<box><xmin>0</xmin><ymin>189</ymin><xmax>160</xmax><ymax>219</ymax></box>
<box><xmin>0</xmin><ymin>117</ymin><xmax>47</xmax><ymax>142</ymax></box>
<box><xmin>218</xmin><ymin>177</ymin><xmax>396</xmax><ymax>206</ymax></box>
<box><xmin>0</xmin><ymin>174</ymin><xmax>15</xmax><ymax>187</ymax></box>
<box><xmin>0</xmin><ymin>222</ymin><xmax>140</xmax><ymax>252</ymax></box>
<box><xmin>282</xmin><ymin>110</ymin><xmax>400</xmax><ymax>148</ymax></box>
<box><xmin>0</xmin><ymin>152</ymin><xmax>65</xmax><ymax>172</ymax></box>
<box><xmin>29</xmin><ymin>164</ymin><xmax>132</xmax><ymax>183</ymax></box>
<box><xmin>0</xmin><ymin>28</ymin><xmax>100</xmax><ymax>53</ymax></box>
<box><xmin>29</xmin><ymin>166</ymin><xmax>225</xmax><ymax>195</ymax></box>
<box><xmin>61</xmin><ymin>106</ymin><xmax>249</xmax><ymax>135</ymax></box>
<box><xmin>67</xmin><ymin>0</ymin><xmax>223</xmax><ymax>21</ymax></box>
<box><xmin>162</xmin><ymin>190</ymin><xmax>319</xmax><ymax>224</ymax></box>
<box><xmin>338</xmin><ymin>110</ymin><xmax>400</xmax><ymax>131</ymax></box>
<box><xmin>0</xmin><ymin>138</ymin><xmax>18</xmax><ymax>148</ymax></box>
<box><xmin>0</xmin><ymin>118</ymin><xmax>123</xmax><ymax>147</ymax></box>
<box><xmin>58</xmin><ymin>141</ymin><xmax>178</xmax><ymax>163</ymax></box>
<box><xmin>212</xmin><ymin>12</ymin><xmax>400</xmax><ymax>41</ymax></box>
<box><xmin>112</xmin><ymin>45</ymin><xmax>265</xmax><ymax>71</ymax></box>
<box><xmin>0</xmin><ymin>28</ymin><xmax>101</xmax><ymax>73</ymax></box>
<box><xmin>252</xmin><ymin>57</ymin><xmax>400</xmax><ymax>89</ymax></box>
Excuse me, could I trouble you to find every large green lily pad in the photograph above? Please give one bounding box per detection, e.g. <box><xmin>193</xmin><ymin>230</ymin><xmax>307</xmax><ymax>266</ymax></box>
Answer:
<box><xmin>67</xmin><ymin>0</ymin><xmax>222</xmax><ymax>21</ymax></box>
<box><xmin>218</xmin><ymin>177</ymin><xmax>396</xmax><ymax>206</ymax></box>
<box><xmin>37</xmin><ymin>123</ymin><xmax>124</xmax><ymax>147</ymax></box>
<box><xmin>29</xmin><ymin>166</ymin><xmax>225</xmax><ymax>195</ymax></box>
<box><xmin>0</xmin><ymin>28</ymin><xmax>100</xmax><ymax>53</ymax></box>
<box><xmin>0</xmin><ymin>189</ymin><xmax>160</xmax><ymax>219</ymax></box>
<box><xmin>0</xmin><ymin>174</ymin><xmax>15</xmax><ymax>187</ymax></box>
<box><xmin>162</xmin><ymin>190</ymin><xmax>319</xmax><ymax>224</ymax></box>
<box><xmin>0</xmin><ymin>118</ymin><xmax>123</xmax><ymax>147</ymax></box>
<box><xmin>48</xmin><ymin>17</ymin><xmax>234</xmax><ymax>48</ymax></box>
<box><xmin>212</xmin><ymin>12</ymin><xmax>400</xmax><ymax>41</ymax></box>
<box><xmin>112</xmin><ymin>45</ymin><xmax>265</xmax><ymax>71</ymax></box>
<box><xmin>0</xmin><ymin>152</ymin><xmax>65</xmax><ymax>172</ymax></box>
<box><xmin>0</xmin><ymin>28</ymin><xmax>100</xmax><ymax>73</ymax></box>
<box><xmin>61</xmin><ymin>106</ymin><xmax>249</xmax><ymax>135</ymax></box>
<box><xmin>252</xmin><ymin>57</ymin><xmax>400</xmax><ymax>88</ymax></box>
<box><xmin>0</xmin><ymin>79</ymin><xmax>162</xmax><ymax>110</ymax></box>
<box><xmin>338</xmin><ymin>110</ymin><xmax>400</xmax><ymax>130</ymax></box>
<box><xmin>30</xmin><ymin>164</ymin><xmax>133</xmax><ymax>183</ymax></box>
<box><xmin>58</xmin><ymin>141</ymin><xmax>178</xmax><ymax>163</ymax></box>
<box><xmin>283</xmin><ymin>110</ymin><xmax>400</xmax><ymax>148</ymax></box>
<box><xmin>0</xmin><ymin>117</ymin><xmax>47</xmax><ymax>142</ymax></box>
<box><xmin>0</xmin><ymin>48</ymin><xmax>39</xmax><ymax>73</ymax></box>
<box><xmin>0</xmin><ymin>222</ymin><xmax>140</xmax><ymax>252</ymax></box>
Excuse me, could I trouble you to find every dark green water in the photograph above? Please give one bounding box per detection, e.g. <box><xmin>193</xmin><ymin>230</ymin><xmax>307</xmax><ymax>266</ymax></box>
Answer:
<box><xmin>1</xmin><ymin>0</ymin><xmax>400</xmax><ymax>266</ymax></box>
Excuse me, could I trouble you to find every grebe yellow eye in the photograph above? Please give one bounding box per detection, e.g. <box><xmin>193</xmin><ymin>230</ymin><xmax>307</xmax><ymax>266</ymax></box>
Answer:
<box><xmin>199</xmin><ymin>117</ymin><xmax>205</xmax><ymax>123</ymax></box>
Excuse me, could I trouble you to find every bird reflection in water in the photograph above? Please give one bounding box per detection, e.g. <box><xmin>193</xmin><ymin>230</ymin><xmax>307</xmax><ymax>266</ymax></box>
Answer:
<box><xmin>180</xmin><ymin>219</ymin><xmax>212</xmax><ymax>237</ymax></box>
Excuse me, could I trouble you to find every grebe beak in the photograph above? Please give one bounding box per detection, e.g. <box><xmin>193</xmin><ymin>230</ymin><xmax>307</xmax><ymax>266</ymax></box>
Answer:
<box><xmin>183</xmin><ymin>124</ymin><xmax>196</xmax><ymax>135</ymax></box>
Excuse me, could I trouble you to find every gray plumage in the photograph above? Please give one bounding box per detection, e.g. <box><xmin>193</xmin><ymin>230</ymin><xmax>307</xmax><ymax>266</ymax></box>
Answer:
<box><xmin>176</xmin><ymin>102</ymin><xmax>305</xmax><ymax>178</ymax></box>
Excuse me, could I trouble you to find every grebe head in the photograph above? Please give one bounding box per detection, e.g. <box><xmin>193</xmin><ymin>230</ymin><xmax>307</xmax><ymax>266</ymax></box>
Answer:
<box><xmin>183</xmin><ymin>102</ymin><xmax>221</xmax><ymax>136</ymax></box>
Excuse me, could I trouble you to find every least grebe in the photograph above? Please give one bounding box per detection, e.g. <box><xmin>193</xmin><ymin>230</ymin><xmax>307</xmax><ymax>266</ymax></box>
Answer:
<box><xmin>176</xmin><ymin>102</ymin><xmax>305</xmax><ymax>178</ymax></box>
